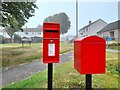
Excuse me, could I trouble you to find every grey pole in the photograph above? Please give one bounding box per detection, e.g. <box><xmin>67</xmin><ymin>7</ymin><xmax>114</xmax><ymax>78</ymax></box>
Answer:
<box><xmin>76</xmin><ymin>0</ymin><xmax>78</xmax><ymax>38</ymax></box>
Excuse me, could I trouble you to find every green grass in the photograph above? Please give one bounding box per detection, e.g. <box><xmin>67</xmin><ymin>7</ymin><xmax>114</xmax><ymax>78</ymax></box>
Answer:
<box><xmin>107</xmin><ymin>41</ymin><xmax>120</xmax><ymax>50</ymax></box>
<box><xmin>0</xmin><ymin>43</ymin><xmax>41</xmax><ymax>47</ymax></box>
<box><xmin>106</xmin><ymin>51</ymin><xmax>119</xmax><ymax>59</ymax></box>
<box><xmin>1</xmin><ymin>43</ymin><xmax>73</xmax><ymax>67</ymax></box>
<box><xmin>1</xmin><ymin>44</ymin><xmax>42</xmax><ymax>67</ymax></box>
<box><xmin>3</xmin><ymin>59</ymin><xmax>119</xmax><ymax>89</ymax></box>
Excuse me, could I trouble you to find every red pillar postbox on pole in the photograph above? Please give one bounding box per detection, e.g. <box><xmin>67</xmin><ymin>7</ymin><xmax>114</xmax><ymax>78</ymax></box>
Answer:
<box><xmin>74</xmin><ymin>35</ymin><xmax>106</xmax><ymax>89</ymax></box>
<box><xmin>43</xmin><ymin>22</ymin><xmax>60</xmax><ymax>90</ymax></box>
<box><xmin>43</xmin><ymin>22</ymin><xmax>60</xmax><ymax>63</ymax></box>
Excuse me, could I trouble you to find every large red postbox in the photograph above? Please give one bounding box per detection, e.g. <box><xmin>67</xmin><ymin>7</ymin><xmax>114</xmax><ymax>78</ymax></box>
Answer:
<box><xmin>74</xmin><ymin>36</ymin><xmax>106</xmax><ymax>74</ymax></box>
<box><xmin>43</xmin><ymin>22</ymin><xmax>60</xmax><ymax>63</ymax></box>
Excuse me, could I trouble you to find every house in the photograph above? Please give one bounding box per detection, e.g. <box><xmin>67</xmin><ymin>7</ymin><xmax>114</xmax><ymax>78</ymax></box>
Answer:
<box><xmin>14</xmin><ymin>26</ymin><xmax>43</xmax><ymax>43</ymax></box>
<box><xmin>0</xmin><ymin>29</ymin><xmax>12</xmax><ymax>43</ymax></box>
<box><xmin>97</xmin><ymin>20</ymin><xmax>120</xmax><ymax>41</ymax></box>
<box><xmin>0</xmin><ymin>25</ymin><xmax>43</xmax><ymax>43</ymax></box>
<box><xmin>0</xmin><ymin>29</ymin><xmax>11</xmax><ymax>38</ymax></box>
<box><xmin>78</xmin><ymin>19</ymin><xmax>108</xmax><ymax>38</ymax></box>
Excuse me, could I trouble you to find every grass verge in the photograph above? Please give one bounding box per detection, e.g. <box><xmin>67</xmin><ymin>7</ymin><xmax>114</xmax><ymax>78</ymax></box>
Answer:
<box><xmin>1</xmin><ymin>43</ymin><xmax>73</xmax><ymax>68</ymax></box>
<box><xmin>3</xmin><ymin>59</ymin><xmax>119</xmax><ymax>89</ymax></box>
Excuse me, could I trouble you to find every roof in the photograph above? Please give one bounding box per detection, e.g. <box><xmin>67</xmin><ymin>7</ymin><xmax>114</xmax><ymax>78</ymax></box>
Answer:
<box><xmin>22</xmin><ymin>27</ymin><xmax>42</xmax><ymax>32</ymax></box>
<box><xmin>0</xmin><ymin>25</ymin><xmax>43</xmax><ymax>33</ymax></box>
<box><xmin>79</xmin><ymin>19</ymin><xmax>107</xmax><ymax>31</ymax></box>
<box><xmin>22</xmin><ymin>25</ymin><xmax>42</xmax><ymax>32</ymax></box>
<box><xmin>98</xmin><ymin>20</ymin><xmax>120</xmax><ymax>33</ymax></box>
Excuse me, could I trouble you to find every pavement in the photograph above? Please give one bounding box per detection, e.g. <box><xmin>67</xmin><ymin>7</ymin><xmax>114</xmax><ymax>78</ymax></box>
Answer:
<box><xmin>106</xmin><ymin>49</ymin><xmax>120</xmax><ymax>53</ymax></box>
<box><xmin>2</xmin><ymin>51</ymin><xmax>73</xmax><ymax>86</ymax></box>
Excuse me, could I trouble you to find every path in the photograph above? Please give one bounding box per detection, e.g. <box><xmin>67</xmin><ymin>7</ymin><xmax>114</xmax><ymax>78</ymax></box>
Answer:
<box><xmin>2</xmin><ymin>51</ymin><xmax>73</xmax><ymax>86</ymax></box>
<box><xmin>106</xmin><ymin>49</ymin><xmax>120</xmax><ymax>53</ymax></box>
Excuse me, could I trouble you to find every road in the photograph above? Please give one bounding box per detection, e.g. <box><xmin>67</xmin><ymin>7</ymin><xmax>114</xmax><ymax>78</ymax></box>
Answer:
<box><xmin>2</xmin><ymin>51</ymin><xmax>73</xmax><ymax>86</ymax></box>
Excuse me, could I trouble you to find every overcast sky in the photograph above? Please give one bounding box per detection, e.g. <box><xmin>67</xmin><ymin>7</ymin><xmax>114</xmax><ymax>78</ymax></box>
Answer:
<box><xmin>23</xmin><ymin>0</ymin><xmax>119</xmax><ymax>35</ymax></box>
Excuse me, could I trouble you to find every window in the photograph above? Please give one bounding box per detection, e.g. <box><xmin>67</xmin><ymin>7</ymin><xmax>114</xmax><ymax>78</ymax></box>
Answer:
<box><xmin>38</xmin><ymin>32</ymin><xmax>41</xmax><ymax>34</ymax></box>
<box><xmin>83</xmin><ymin>29</ymin><xmax>85</xmax><ymax>33</ymax></box>
<box><xmin>26</xmin><ymin>32</ymin><xmax>28</xmax><ymax>35</ymax></box>
<box><xmin>110</xmin><ymin>31</ymin><xmax>114</xmax><ymax>38</ymax></box>
<box><xmin>80</xmin><ymin>33</ymin><xmax>83</xmax><ymax>35</ymax></box>
<box><xmin>32</xmin><ymin>32</ymin><xmax>34</xmax><ymax>34</ymax></box>
<box><xmin>86</xmin><ymin>28</ymin><xmax>88</xmax><ymax>32</ymax></box>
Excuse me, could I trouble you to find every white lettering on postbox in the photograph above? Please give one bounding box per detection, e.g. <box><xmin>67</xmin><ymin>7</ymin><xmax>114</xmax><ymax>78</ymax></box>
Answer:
<box><xmin>48</xmin><ymin>43</ymin><xmax>55</xmax><ymax>56</ymax></box>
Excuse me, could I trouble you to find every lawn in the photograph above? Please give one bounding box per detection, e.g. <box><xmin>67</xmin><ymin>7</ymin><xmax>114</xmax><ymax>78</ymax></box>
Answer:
<box><xmin>1</xmin><ymin>42</ymin><xmax>119</xmax><ymax>68</ymax></box>
<box><xmin>106</xmin><ymin>51</ymin><xmax>119</xmax><ymax>59</ymax></box>
<box><xmin>1</xmin><ymin>42</ymin><xmax>73</xmax><ymax>68</ymax></box>
<box><xmin>3</xmin><ymin>59</ymin><xmax>119</xmax><ymax>89</ymax></box>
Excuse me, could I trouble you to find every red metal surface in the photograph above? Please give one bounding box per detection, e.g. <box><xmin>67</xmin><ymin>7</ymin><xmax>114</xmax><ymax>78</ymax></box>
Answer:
<box><xmin>43</xmin><ymin>22</ymin><xmax>60</xmax><ymax>63</ymax></box>
<box><xmin>74</xmin><ymin>36</ymin><xmax>106</xmax><ymax>74</ymax></box>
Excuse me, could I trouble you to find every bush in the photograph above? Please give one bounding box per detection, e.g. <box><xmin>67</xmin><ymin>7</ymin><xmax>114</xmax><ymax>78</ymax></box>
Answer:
<box><xmin>108</xmin><ymin>42</ymin><xmax>120</xmax><ymax>50</ymax></box>
<box><xmin>109</xmin><ymin>43</ymin><xmax>120</xmax><ymax>46</ymax></box>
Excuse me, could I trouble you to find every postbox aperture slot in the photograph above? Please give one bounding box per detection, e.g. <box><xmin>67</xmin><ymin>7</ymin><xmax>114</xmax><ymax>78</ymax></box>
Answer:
<box><xmin>44</xmin><ymin>30</ymin><xmax>59</xmax><ymax>33</ymax></box>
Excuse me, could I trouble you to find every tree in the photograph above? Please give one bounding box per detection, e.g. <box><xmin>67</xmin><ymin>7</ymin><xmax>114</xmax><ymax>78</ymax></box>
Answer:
<box><xmin>44</xmin><ymin>12</ymin><xmax>71</xmax><ymax>34</ymax></box>
<box><xmin>1</xmin><ymin>2</ymin><xmax>38</xmax><ymax>38</ymax></box>
<box><xmin>0</xmin><ymin>35</ymin><xmax>4</xmax><ymax>44</ymax></box>
<box><xmin>14</xmin><ymin>33</ymin><xmax>21</xmax><ymax>43</ymax></box>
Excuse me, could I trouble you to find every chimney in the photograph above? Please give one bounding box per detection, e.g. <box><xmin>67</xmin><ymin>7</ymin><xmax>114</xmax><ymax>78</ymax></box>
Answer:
<box><xmin>89</xmin><ymin>20</ymin><xmax>92</xmax><ymax>25</ymax></box>
<box><xmin>26</xmin><ymin>26</ymin><xmax>27</xmax><ymax>28</ymax></box>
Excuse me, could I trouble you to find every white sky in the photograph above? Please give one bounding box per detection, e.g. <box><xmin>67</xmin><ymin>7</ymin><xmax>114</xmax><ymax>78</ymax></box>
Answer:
<box><xmin>23</xmin><ymin>0</ymin><xmax>119</xmax><ymax>35</ymax></box>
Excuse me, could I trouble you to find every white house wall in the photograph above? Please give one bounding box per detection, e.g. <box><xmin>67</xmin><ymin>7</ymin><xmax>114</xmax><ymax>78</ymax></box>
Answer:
<box><xmin>89</xmin><ymin>20</ymin><xmax>107</xmax><ymax>36</ymax></box>
<box><xmin>0</xmin><ymin>32</ymin><xmax>11</xmax><ymax>38</ymax></box>
<box><xmin>78</xmin><ymin>19</ymin><xmax>107</xmax><ymax>38</ymax></box>
<box><xmin>114</xmin><ymin>29</ymin><xmax>120</xmax><ymax>39</ymax></box>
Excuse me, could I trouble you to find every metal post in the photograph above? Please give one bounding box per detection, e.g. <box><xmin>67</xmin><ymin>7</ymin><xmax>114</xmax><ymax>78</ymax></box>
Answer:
<box><xmin>76</xmin><ymin>0</ymin><xmax>78</xmax><ymax>38</ymax></box>
<box><xmin>86</xmin><ymin>74</ymin><xmax>92</xmax><ymax>90</ymax></box>
<box><xmin>48</xmin><ymin>63</ymin><xmax>53</xmax><ymax>90</ymax></box>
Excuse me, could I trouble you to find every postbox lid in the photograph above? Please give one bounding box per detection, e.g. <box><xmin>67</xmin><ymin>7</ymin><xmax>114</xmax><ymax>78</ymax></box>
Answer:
<box><xmin>74</xmin><ymin>35</ymin><xmax>105</xmax><ymax>43</ymax></box>
<box><xmin>43</xmin><ymin>22</ymin><xmax>60</xmax><ymax>31</ymax></box>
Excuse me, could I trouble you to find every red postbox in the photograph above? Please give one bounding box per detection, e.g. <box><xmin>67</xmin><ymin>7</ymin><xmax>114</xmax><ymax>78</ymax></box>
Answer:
<box><xmin>43</xmin><ymin>22</ymin><xmax>60</xmax><ymax>63</ymax></box>
<box><xmin>74</xmin><ymin>36</ymin><xmax>106</xmax><ymax>74</ymax></box>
